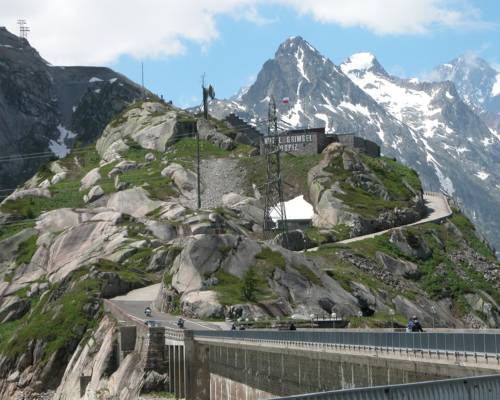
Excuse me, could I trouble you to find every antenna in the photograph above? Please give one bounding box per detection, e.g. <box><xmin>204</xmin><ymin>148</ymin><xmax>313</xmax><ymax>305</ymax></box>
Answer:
<box><xmin>199</xmin><ymin>75</ymin><xmax>215</xmax><ymax>209</ymax></box>
<box><xmin>141</xmin><ymin>61</ymin><xmax>145</xmax><ymax>98</ymax></box>
<box><xmin>263</xmin><ymin>96</ymin><xmax>288</xmax><ymax>247</ymax></box>
<box><xmin>17</xmin><ymin>19</ymin><xmax>29</xmax><ymax>39</ymax></box>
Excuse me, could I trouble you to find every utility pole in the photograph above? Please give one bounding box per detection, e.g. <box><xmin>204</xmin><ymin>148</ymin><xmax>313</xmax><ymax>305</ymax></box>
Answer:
<box><xmin>200</xmin><ymin>75</ymin><xmax>215</xmax><ymax>209</ymax></box>
<box><xmin>141</xmin><ymin>62</ymin><xmax>145</xmax><ymax>99</ymax></box>
<box><xmin>263</xmin><ymin>95</ymin><xmax>288</xmax><ymax>247</ymax></box>
<box><xmin>17</xmin><ymin>19</ymin><xmax>29</xmax><ymax>39</ymax></box>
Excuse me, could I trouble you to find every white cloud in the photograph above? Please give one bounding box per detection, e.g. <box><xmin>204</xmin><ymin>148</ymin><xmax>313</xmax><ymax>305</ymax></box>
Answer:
<box><xmin>0</xmin><ymin>0</ymin><xmax>259</xmax><ymax>65</ymax></box>
<box><xmin>0</xmin><ymin>0</ymin><xmax>489</xmax><ymax>65</ymax></box>
<box><xmin>281</xmin><ymin>0</ymin><xmax>489</xmax><ymax>35</ymax></box>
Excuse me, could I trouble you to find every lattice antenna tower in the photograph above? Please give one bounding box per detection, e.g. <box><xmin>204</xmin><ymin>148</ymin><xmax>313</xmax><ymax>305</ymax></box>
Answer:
<box><xmin>263</xmin><ymin>95</ymin><xmax>288</xmax><ymax>246</ymax></box>
<box><xmin>17</xmin><ymin>19</ymin><xmax>29</xmax><ymax>39</ymax></box>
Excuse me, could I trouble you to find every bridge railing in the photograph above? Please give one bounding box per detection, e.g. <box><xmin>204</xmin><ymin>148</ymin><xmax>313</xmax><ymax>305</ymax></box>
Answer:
<box><xmin>192</xmin><ymin>330</ymin><xmax>500</xmax><ymax>362</ymax></box>
<box><xmin>269</xmin><ymin>374</ymin><xmax>500</xmax><ymax>400</ymax></box>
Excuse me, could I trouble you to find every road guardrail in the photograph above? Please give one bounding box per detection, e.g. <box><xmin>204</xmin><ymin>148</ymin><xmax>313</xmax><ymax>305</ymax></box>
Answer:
<box><xmin>192</xmin><ymin>330</ymin><xmax>500</xmax><ymax>362</ymax></box>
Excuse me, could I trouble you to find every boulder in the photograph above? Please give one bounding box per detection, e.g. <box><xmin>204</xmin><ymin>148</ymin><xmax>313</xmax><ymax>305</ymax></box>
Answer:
<box><xmin>1</xmin><ymin>188</ymin><xmax>50</xmax><ymax>204</ymax></box>
<box><xmin>108</xmin><ymin>160</ymin><xmax>139</xmax><ymax>177</ymax></box>
<box><xmin>227</xmin><ymin>304</ymin><xmax>269</xmax><ymax>320</ymax></box>
<box><xmin>107</xmin><ymin>187</ymin><xmax>163</xmax><ymax>218</ymax></box>
<box><xmin>197</xmin><ymin>118</ymin><xmax>235</xmax><ymax>150</ymax></box>
<box><xmin>92</xmin><ymin>271</ymin><xmax>141</xmax><ymax>298</ymax></box>
<box><xmin>375</xmin><ymin>252</ymin><xmax>421</xmax><ymax>279</ymax></box>
<box><xmin>36</xmin><ymin>208</ymin><xmax>81</xmax><ymax>233</ymax></box>
<box><xmin>90</xmin><ymin>210</ymin><xmax>123</xmax><ymax>225</ymax></box>
<box><xmin>157</xmin><ymin>201</ymin><xmax>187</xmax><ymax>220</ymax></box>
<box><xmin>389</xmin><ymin>228</ymin><xmax>432</xmax><ymax>260</ymax></box>
<box><xmin>84</xmin><ymin>185</ymin><xmax>104</xmax><ymax>203</ymax></box>
<box><xmin>50</xmin><ymin>171</ymin><xmax>67</xmax><ymax>185</ymax></box>
<box><xmin>80</xmin><ymin>167</ymin><xmax>101</xmax><ymax>190</ymax></box>
<box><xmin>144</xmin><ymin>220</ymin><xmax>177</xmax><ymax>241</ymax></box>
<box><xmin>114</xmin><ymin>175</ymin><xmax>129</xmax><ymax>191</ymax></box>
<box><xmin>96</xmin><ymin>102</ymin><xmax>179</xmax><ymax>161</ymax></box>
<box><xmin>145</xmin><ymin>152</ymin><xmax>156</xmax><ymax>162</ymax></box>
<box><xmin>0</xmin><ymin>296</ymin><xmax>30</xmax><ymax>322</ymax></box>
<box><xmin>142</xmin><ymin>371</ymin><xmax>169</xmax><ymax>393</ymax></box>
<box><xmin>273</xmin><ymin>230</ymin><xmax>313</xmax><ymax>251</ymax></box>
<box><xmin>45</xmin><ymin>220</ymin><xmax>128</xmax><ymax>283</ymax></box>
<box><xmin>170</xmin><ymin>235</ymin><xmax>260</xmax><ymax>293</ymax></box>
<box><xmin>181</xmin><ymin>290</ymin><xmax>224</xmax><ymax>319</ymax></box>
<box><xmin>0</xmin><ymin>228</ymin><xmax>38</xmax><ymax>264</ymax></box>
<box><xmin>222</xmin><ymin>193</ymin><xmax>264</xmax><ymax>226</ymax></box>
<box><xmin>161</xmin><ymin>163</ymin><xmax>197</xmax><ymax>198</ymax></box>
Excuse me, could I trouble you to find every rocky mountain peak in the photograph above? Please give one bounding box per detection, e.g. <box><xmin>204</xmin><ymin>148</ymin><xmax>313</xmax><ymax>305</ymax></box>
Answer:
<box><xmin>276</xmin><ymin>36</ymin><xmax>320</xmax><ymax>57</ymax></box>
<box><xmin>341</xmin><ymin>52</ymin><xmax>388</xmax><ymax>77</ymax></box>
<box><xmin>430</xmin><ymin>54</ymin><xmax>499</xmax><ymax>111</ymax></box>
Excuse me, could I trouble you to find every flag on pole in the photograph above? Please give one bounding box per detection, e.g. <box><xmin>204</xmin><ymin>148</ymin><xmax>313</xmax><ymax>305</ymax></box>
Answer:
<box><xmin>282</xmin><ymin>97</ymin><xmax>290</xmax><ymax>104</ymax></box>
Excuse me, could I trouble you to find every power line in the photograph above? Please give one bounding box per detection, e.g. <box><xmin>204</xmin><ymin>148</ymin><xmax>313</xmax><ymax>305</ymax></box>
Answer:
<box><xmin>0</xmin><ymin>118</ymin><xmax>270</xmax><ymax>164</ymax></box>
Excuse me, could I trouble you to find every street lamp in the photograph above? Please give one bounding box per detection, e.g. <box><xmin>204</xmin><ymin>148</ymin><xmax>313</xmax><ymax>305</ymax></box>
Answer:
<box><xmin>389</xmin><ymin>309</ymin><xmax>395</xmax><ymax>329</ymax></box>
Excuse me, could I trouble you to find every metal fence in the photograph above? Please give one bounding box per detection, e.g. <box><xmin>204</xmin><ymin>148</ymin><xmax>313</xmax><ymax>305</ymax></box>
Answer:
<box><xmin>268</xmin><ymin>374</ymin><xmax>500</xmax><ymax>399</ymax></box>
<box><xmin>192</xmin><ymin>330</ymin><xmax>500</xmax><ymax>360</ymax></box>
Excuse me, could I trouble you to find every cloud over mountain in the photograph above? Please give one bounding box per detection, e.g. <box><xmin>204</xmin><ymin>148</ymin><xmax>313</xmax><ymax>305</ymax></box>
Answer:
<box><xmin>0</xmin><ymin>0</ymin><xmax>488</xmax><ymax>65</ymax></box>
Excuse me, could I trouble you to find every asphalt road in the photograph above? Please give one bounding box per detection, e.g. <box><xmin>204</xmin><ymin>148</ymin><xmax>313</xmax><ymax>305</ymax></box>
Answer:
<box><xmin>306</xmin><ymin>192</ymin><xmax>451</xmax><ymax>251</ymax></box>
<box><xmin>111</xmin><ymin>299</ymin><xmax>226</xmax><ymax>330</ymax></box>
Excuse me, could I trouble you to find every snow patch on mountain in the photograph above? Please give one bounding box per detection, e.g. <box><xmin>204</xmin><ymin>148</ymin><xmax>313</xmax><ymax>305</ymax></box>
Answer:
<box><xmin>492</xmin><ymin>74</ymin><xmax>500</xmax><ymax>97</ymax></box>
<box><xmin>475</xmin><ymin>171</ymin><xmax>490</xmax><ymax>180</ymax></box>
<box><xmin>49</xmin><ymin>125</ymin><xmax>77</xmax><ymax>158</ymax></box>
<box><xmin>296</xmin><ymin>47</ymin><xmax>310</xmax><ymax>82</ymax></box>
<box><xmin>342</xmin><ymin>52</ymin><xmax>375</xmax><ymax>73</ymax></box>
<box><xmin>341</xmin><ymin>60</ymin><xmax>448</xmax><ymax>139</ymax></box>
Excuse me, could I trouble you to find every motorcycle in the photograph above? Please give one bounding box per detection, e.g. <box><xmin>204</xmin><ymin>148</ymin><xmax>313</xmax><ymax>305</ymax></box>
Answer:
<box><xmin>144</xmin><ymin>307</ymin><xmax>152</xmax><ymax>317</ymax></box>
<box><xmin>177</xmin><ymin>318</ymin><xmax>185</xmax><ymax>329</ymax></box>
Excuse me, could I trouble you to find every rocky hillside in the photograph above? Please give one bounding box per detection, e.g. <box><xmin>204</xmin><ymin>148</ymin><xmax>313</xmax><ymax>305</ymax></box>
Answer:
<box><xmin>0</xmin><ymin>27</ymin><xmax>146</xmax><ymax>193</ymax></box>
<box><xmin>207</xmin><ymin>36</ymin><xmax>500</xmax><ymax>256</ymax></box>
<box><xmin>0</xmin><ymin>101</ymin><xmax>498</xmax><ymax>399</ymax></box>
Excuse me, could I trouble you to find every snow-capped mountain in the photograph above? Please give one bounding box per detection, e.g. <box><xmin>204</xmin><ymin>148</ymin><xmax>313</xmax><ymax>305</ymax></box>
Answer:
<box><xmin>429</xmin><ymin>54</ymin><xmax>500</xmax><ymax>136</ymax></box>
<box><xmin>208</xmin><ymin>37</ymin><xmax>500</xmax><ymax>253</ymax></box>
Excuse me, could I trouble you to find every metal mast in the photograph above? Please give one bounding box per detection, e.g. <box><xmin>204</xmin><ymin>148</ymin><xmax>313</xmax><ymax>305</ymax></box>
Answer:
<box><xmin>200</xmin><ymin>76</ymin><xmax>215</xmax><ymax>209</ymax></box>
<box><xmin>17</xmin><ymin>20</ymin><xmax>29</xmax><ymax>39</ymax></box>
<box><xmin>263</xmin><ymin>96</ymin><xmax>288</xmax><ymax>246</ymax></box>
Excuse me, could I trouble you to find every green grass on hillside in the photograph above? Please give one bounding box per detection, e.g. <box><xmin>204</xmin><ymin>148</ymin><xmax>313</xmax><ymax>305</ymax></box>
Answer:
<box><xmin>15</xmin><ymin>234</ymin><xmax>38</xmax><ymax>266</ymax></box>
<box><xmin>0</xmin><ymin>254</ymin><xmax>158</xmax><ymax>360</ymax></box>
<box><xmin>361</xmin><ymin>155</ymin><xmax>422</xmax><ymax>199</ymax></box>
<box><xmin>315</xmin><ymin>214</ymin><xmax>499</xmax><ymax>318</ymax></box>
<box><xmin>239</xmin><ymin>153</ymin><xmax>321</xmax><ymax>200</ymax></box>
<box><xmin>0</xmin><ymin>221</ymin><xmax>35</xmax><ymax>242</ymax></box>
<box><xmin>323</xmin><ymin>151</ymin><xmax>420</xmax><ymax>219</ymax></box>
<box><xmin>450</xmin><ymin>211</ymin><xmax>496</xmax><ymax>260</ymax></box>
<box><xmin>214</xmin><ymin>268</ymin><xmax>273</xmax><ymax>306</ymax></box>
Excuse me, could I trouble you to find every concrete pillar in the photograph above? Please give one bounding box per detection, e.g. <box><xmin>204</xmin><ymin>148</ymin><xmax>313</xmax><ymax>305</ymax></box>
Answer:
<box><xmin>178</xmin><ymin>345</ymin><xmax>185</xmax><ymax>399</ymax></box>
<box><xmin>173</xmin><ymin>345</ymin><xmax>178</xmax><ymax>399</ymax></box>
<box><xmin>184</xmin><ymin>331</ymin><xmax>210</xmax><ymax>400</ymax></box>
<box><xmin>118</xmin><ymin>326</ymin><xmax>136</xmax><ymax>363</ymax></box>
<box><xmin>168</xmin><ymin>345</ymin><xmax>174</xmax><ymax>394</ymax></box>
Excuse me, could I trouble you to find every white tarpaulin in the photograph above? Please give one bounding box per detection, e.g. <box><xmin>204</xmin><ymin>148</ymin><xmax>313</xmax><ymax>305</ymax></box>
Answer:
<box><xmin>270</xmin><ymin>195</ymin><xmax>314</xmax><ymax>222</ymax></box>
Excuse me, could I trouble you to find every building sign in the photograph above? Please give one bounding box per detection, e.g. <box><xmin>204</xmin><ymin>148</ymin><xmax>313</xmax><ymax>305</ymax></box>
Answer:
<box><xmin>263</xmin><ymin>134</ymin><xmax>314</xmax><ymax>152</ymax></box>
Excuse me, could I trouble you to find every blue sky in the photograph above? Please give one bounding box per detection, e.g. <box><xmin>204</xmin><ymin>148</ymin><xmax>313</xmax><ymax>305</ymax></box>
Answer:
<box><xmin>2</xmin><ymin>0</ymin><xmax>499</xmax><ymax>108</ymax></box>
<box><xmin>109</xmin><ymin>1</ymin><xmax>500</xmax><ymax>108</ymax></box>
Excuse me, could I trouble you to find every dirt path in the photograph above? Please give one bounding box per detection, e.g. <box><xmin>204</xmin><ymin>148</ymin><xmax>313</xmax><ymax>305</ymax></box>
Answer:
<box><xmin>200</xmin><ymin>158</ymin><xmax>245</xmax><ymax>209</ymax></box>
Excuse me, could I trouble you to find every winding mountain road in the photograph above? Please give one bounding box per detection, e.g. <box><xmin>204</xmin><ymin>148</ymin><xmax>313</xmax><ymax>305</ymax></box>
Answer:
<box><xmin>109</xmin><ymin>284</ymin><xmax>227</xmax><ymax>330</ymax></box>
<box><xmin>108</xmin><ymin>193</ymin><xmax>452</xmax><ymax>327</ymax></box>
<box><xmin>306</xmin><ymin>191</ymin><xmax>452</xmax><ymax>251</ymax></box>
